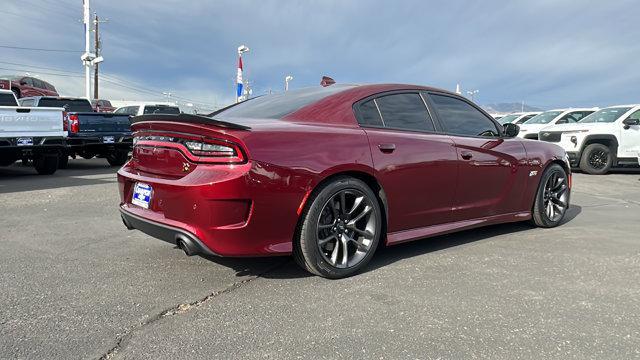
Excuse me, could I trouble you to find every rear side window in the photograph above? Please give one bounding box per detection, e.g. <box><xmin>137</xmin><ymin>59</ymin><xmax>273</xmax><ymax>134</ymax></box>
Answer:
<box><xmin>430</xmin><ymin>94</ymin><xmax>499</xmax><ymax>137</ymax></box>
<box><xmin>357</xmin><ymin>99</ymin><xmax>383</xmax><ymax>127</ymax></box>
<box><xmin>374</xmin><ymin>93</ymin><xmax>434</xmax><ymax>132</ymax></box>
<box><xmin>216</xmin><ymin>85</ymin><xmax>354</xmax><ymax>120</ymax></box>
<box><xmin>38</xmin><ymin>98</ymin><xmax>93</xmax><ymax>112</ymax></box>
<box><xmin>0</xmin><ymin>93</ymin><xmax>17</xmax><ymax>106</ymax></box>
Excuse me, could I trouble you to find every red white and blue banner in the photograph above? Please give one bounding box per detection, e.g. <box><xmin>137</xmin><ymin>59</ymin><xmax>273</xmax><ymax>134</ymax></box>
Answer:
<box><xmin>236</xmin><ymin>56</ymin><xmax>243</xmax><ymax>101</ymax></box>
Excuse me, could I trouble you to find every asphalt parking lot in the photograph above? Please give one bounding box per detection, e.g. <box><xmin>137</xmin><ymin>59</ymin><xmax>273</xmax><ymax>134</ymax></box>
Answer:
<box><xmin>1</xmin><ymin>159</ymin><xmax>639</xmax><ymax>359</ymax></box>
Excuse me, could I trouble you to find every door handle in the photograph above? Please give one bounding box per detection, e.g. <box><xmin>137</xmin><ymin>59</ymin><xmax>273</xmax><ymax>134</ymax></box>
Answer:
<box><xmin>461</xmin><ymin>151</ymin><xmax>473</xmax><ymax>160</ymax></box>
<box><xmin>378</xmin><ymin>143</ymin><xmax>396</xmax><ymax>153</ymax></box>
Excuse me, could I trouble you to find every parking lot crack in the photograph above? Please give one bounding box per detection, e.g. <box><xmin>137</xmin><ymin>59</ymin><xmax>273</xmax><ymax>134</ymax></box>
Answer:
<box><xmin>97</xmin><ymin>260</ymin><xmax>289</xmax><ymax>360</ymax></box>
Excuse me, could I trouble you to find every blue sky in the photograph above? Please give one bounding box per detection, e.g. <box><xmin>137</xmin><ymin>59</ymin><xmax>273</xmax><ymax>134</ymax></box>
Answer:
<box><xmin>1</xmin><ymin>0</ymin><xmax>638</xmax><ymax>110</ymax></box>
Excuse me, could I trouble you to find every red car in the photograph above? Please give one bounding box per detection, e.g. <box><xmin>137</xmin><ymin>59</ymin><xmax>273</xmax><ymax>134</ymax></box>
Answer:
<box><xmin>91</xmin><ymin>99</ymin><xmax>116</xmax><ymax>113</ymax></box>
<box><xmin>118</xmin><ymin>84</ymin><xmax>571</xmax><ymax>278</ymax></box>
<box><xmin>0</xmin><ymin>75</ymin><xmax>58</xmax><ymax>98</ymax></box>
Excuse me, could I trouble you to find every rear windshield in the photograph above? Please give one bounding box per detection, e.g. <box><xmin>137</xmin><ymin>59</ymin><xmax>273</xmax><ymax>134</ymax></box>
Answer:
<box><xmin>215</xmin><ymin>85</ymin><xmax>354</xmax><ymax>120</ymax></box>
<box><xmin>0</xmin><ymin>93</ymin><xmax>17</xmax><ymax>106</ymax></box>
<box><xmin>38</xmin><ymin>98</ymin><xmax>93</xmax><ymax>112</ymax></box>
<box><xmin>143</xmin><ymin>106</ymin><xmax>180</xmax><ymax>115</ymax></box>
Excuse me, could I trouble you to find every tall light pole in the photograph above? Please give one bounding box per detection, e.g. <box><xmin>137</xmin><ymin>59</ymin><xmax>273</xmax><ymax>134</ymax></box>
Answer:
<box><xmin>284</xmin><ymin>75</ymin><xmax>293</xmax><ymax>91</ymax></box>
<box><xmin>82</xmin><ymin>0</ymin><xmax>91</xmax><ymax>99</ymax></box>
<box><xmin>466</xmin><ymin>89</ymin><xmax>479</xmax><ymax>102</ymax></box>
<box><xmin>236</xmin><ymin>45</ymin><xmax>249</xmax><ymax>103</ymax></box>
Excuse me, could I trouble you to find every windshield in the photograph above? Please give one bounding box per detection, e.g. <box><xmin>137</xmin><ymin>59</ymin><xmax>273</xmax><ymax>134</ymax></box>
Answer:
<box><xmin>524</xmin><ymin>111</ymin><xmax>563</xmax><ymax>124</ymax></box>
<box><xmin>497</xmin><ymin>114</ymin><xmax>519</xmax><ymax>125</ymax></box>
<box><xmin>0</xmin><ymin>93</ymin><xmax>18</xmax><ymax>106</ymax></box>
<box><xmin>38</xmin><ymin>98</ymin><xmax>93</xmax><ymax>112</ymax></box>
<box><xmin>215</xmin><ymin>85</ymin><xmax>354</xmax><ymax>121</ymax></box>
<box><xmin>143</xmin><ymin>105</ymin><xmax>180</xmax><ymax>115</ymax></box>
<box><xmin>579</xmin><ymin>107</ymin><xmax>632</xmax><ymax>123</ymax></box>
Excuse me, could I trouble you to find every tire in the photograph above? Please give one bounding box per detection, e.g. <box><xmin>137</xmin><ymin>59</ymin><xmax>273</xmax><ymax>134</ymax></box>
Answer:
<box><xmin>58</xmin><ymin>153</ymin><xmax>69</xmax><ymax>169</ymax></box>
<box><xmin>579</xmin><ymin>143</ymin><xmax>612</xmax><ymax>175</ymax></box>
<box><xmin>532</xmin><ymin>163</ymin><xmax>570</xmax><ymax>228</ymax></box>
<box><xmin>33</xmin><ymin>155</ymin><xmax>58</xmax><ymax>175</ymax></box>
<box><xmin>294</xmin><ymin>176</ymin><xmax>382</xmax><ymax>279</ymax></box>
<box><xmin>106</xmin><ymin>150</ymin><xmax>129</xmax><ymax>166</ymax></box>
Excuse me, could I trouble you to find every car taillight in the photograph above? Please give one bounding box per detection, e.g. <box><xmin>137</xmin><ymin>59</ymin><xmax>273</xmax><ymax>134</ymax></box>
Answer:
<box><xmin>69</xmin><ymin>114</ymin><xmax>79</xmax><ymax>133</ymax></box>
<box><xmin>184</xmin><ymin>141</ymin><xmax>236</xmax><ymax>157</ymax></box>
<box><xmin>133</xmin><ymin>135</ymin><xmax>246</xmax><ymax>164</ymax></box>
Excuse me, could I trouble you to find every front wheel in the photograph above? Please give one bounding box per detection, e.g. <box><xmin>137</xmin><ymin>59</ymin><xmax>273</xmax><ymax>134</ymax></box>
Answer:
<box><xmin>294</xmin><ymin>177</ymin><xmax>382</xmax><ymax>279</ymax></box>
<box><xmin>106</xmin><ymin>150</ymin><xmax>129</xmax><ymax>166</ymax></box>
<box><xmin>532</xmin><ymin>164</ymin><xmax>570</xmax><ymax>228</ymax></box>
<box><xmin>579</xmin><ymin>143</ymin><xmax>612</xmax><ymax>175</ymax></box>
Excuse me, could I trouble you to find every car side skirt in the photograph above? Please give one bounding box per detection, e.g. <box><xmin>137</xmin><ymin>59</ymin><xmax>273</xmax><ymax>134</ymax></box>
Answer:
<box><xmin>386</xmin><ymin>211</ymin><xmax>532</xmax><ymax>246</ymax></box>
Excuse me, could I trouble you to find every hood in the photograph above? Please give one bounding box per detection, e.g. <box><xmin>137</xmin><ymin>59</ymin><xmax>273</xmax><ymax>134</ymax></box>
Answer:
<box><xmin>540</xmin><ymin>122</ymin><xmax>614</xmax><ymax>132</ymax></box>
<box><xmin>518</xmin><ymin>123</ymin><xmax>548</xmax><ymax>133</ymax></box>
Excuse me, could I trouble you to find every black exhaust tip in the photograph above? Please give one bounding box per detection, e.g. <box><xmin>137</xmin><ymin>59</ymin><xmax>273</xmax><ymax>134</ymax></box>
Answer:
<box><xmin>121</xmin><ymin>215</ymin><xmax>134</xmax><ymax>230</ymax></box>
<box><xmin>176</xmin><ymin>235</ymin><xmax>197</xmax><ymax>256</ymax></box>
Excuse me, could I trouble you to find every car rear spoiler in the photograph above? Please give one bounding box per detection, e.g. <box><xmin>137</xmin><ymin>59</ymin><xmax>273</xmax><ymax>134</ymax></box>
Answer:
<box><xmin>130</xmin><ymin>113</ymin><xmax>251</xmax><ymax>130</ymax></box>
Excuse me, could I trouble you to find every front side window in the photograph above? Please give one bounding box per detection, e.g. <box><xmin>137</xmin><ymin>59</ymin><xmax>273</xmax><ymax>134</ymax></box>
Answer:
<box><xmin>374</xmin><ymin>93</ymin><xmax>434</xmax><ymax>132</ymax></box>
<box><xmin>430</xmin><ymin>94</ymin><xmax>499</xmax><ymax>137</ymax></box>
<box><xmin>625</xmin><ymin>110</ymin><xmax>640</xmax><ymax>121</ymax></box>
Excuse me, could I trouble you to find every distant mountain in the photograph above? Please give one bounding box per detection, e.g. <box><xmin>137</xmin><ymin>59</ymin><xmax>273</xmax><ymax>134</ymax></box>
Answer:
<box><xmin>482</xmin><ymin>103</ymin><xmax>543</xmax><ymax>114</ymax></box>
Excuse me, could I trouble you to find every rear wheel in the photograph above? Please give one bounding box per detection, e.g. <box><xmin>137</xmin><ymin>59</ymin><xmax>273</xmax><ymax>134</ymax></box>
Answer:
<box><xmin>106</xmin><ymin>150</ymin><xmax>129</xmax><ymax>166</ymax></box>
<box><xmin>58</xmin><ymin>152</ymin><xmax>69</xmax><ymax>169</ymax></box>
<box><xmin>294</xmin><ymin>177</ymin><xmax>382</xmax><ymax>278</ymax></box>
<box><xmin>532</xmin><ymin>164</ymin><xmax>570</xmax><ymax>227</ymax></box>
<box><xmin>33</xmin><ymin>155</ymin><xmax>58</xmax><ymax>175</ymax></box>
<box><xmin>579</xmin><ymin>143</ymin><xmax>612</xmax><ymax>175</ymax></box>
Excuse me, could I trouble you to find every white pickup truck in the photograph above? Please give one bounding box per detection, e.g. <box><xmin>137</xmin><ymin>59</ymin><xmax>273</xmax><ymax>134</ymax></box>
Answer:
<box><xmin>0</xmin><ymin>89</ymin><xmax>65</xmax><ymax>174</ymax></box>
<box><xmin>539</xmin><ymin>105</ymin><xmax>640</xmax><ymax>174</ymax></box>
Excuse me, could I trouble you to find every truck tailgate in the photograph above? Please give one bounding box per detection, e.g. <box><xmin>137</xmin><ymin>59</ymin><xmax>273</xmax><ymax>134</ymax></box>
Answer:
<box><xmin>0</xmin><ymin>106</ymin><xmax>64</xmax><ymax>138</ymax></box>
<box><xmin>75</xmin><ymin>113</ymin><xmax>131</xmax><ymax>133</ymax></box>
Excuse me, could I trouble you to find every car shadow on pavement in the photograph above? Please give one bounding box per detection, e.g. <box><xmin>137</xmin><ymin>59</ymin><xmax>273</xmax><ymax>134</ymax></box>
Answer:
<box><xmin>0</xmin><ymin>159</ymin><xmax>118</xmax><ymax>194</ymax></box>
<box><xmin>197</xmin><ymin>205</ymin><xmax>583</xmax><ymax>280</ymax></box>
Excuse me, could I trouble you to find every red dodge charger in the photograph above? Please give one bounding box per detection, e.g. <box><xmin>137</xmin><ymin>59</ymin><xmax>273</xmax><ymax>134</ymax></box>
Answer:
<box><xmin>118</xmin><ymin>84</ymin><xmax>571</xmax><ymax>278</ymax></box>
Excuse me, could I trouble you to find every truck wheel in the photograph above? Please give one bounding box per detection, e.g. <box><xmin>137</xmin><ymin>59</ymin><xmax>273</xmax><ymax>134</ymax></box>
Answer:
<box><xmin>58</xmin><ymin>153</ymin><xmax>69</xmax><ymax>169</ymax></box>
<box><xmin>579</xmin><ymin>143</ymin><xmax>612</xmax><ymax>175</ymax></box>
<box><xmin>106</xmin><ymin>150</ymin><xmax>129</xmax><ymax>166</ymax></box>
<box><xmin>33</xmin><ymin>155</ymin><xmax>58</xmax><ymax>175</ymax></box>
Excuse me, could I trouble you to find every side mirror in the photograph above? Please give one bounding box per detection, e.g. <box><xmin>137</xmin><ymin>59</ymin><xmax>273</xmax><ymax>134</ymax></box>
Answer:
<box><xmin>623</xmin><ymin>118</ymin><xmax>640</xmax><ymax>129</ymax></box>
<box><xmin>503</xmin><ymin>123</ymin><xmax>520</xmax><ymax>137</ymax></box>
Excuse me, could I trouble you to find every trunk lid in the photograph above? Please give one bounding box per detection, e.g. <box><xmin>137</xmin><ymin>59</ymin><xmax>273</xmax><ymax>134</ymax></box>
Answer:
<box><xmin>128</xmin><ymin>114</ymin><xmax>250</xmax><ymax>179</ymax></box>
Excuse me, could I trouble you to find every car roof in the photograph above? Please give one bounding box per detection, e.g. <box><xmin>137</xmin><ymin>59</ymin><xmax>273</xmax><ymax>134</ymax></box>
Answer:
<box><xmin>284</xmin><ymin>83</ymin><xmax>472</xmax><ymax>126</ymax></box>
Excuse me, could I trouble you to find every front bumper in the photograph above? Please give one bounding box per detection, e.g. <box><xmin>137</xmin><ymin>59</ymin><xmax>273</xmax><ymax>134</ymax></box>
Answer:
<box><xmin>120</xmin><ymin>208</ymin><xmax>219</xmax><ymax>257</ymax></box>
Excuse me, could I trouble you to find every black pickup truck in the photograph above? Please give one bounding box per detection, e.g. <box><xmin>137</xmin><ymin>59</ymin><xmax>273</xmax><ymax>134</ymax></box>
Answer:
<box><xmin>19</xmin><ymin>96</ymin><xmax>132</xmax><ymax>168</ymax></box>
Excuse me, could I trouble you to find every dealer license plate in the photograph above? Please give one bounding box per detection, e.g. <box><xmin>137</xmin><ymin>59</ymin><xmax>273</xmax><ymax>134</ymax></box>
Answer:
<box><xmin>132</xmin><ymin>183</ymin><xmax>152</xmax><ymax>209</ymax></box>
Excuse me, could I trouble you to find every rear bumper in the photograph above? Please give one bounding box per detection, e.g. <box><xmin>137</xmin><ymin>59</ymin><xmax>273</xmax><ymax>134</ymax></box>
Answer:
<box><xmin>0</xmin><ymin>136</ymin><xmax>65</xmax><ymax>158</ymax></box>
<box><xmin>120</xmin><ymin>207</ymin><xmax>219</xmax><ymax>257</ymax></box>
<box><xmin>66</xmin><ymin>135</ymin><xmax>132</xmax><ymax>153</ymax></box>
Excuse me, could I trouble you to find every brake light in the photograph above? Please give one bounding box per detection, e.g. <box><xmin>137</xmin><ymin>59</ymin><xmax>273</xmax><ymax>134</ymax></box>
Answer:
<box><xmin>133</xmin><ymin>135</ymin><xmax>246</xmax><ymax>164</ymax></box>
<box><xmin>69</xmin><ymin>114</ymin><xmax>79</xmax><ymax>133</ymax></box>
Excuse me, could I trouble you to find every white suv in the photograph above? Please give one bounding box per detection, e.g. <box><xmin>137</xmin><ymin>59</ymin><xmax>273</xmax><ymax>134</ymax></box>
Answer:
<box><xmin>538</xmin><ymin>105</ymin><xmax>640</xmax><ymax>174</ymax></box>
<box><xmin>517</xmin><ymin>108</ymin><xmax>597</xmax><ymax>140</ymax></box>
